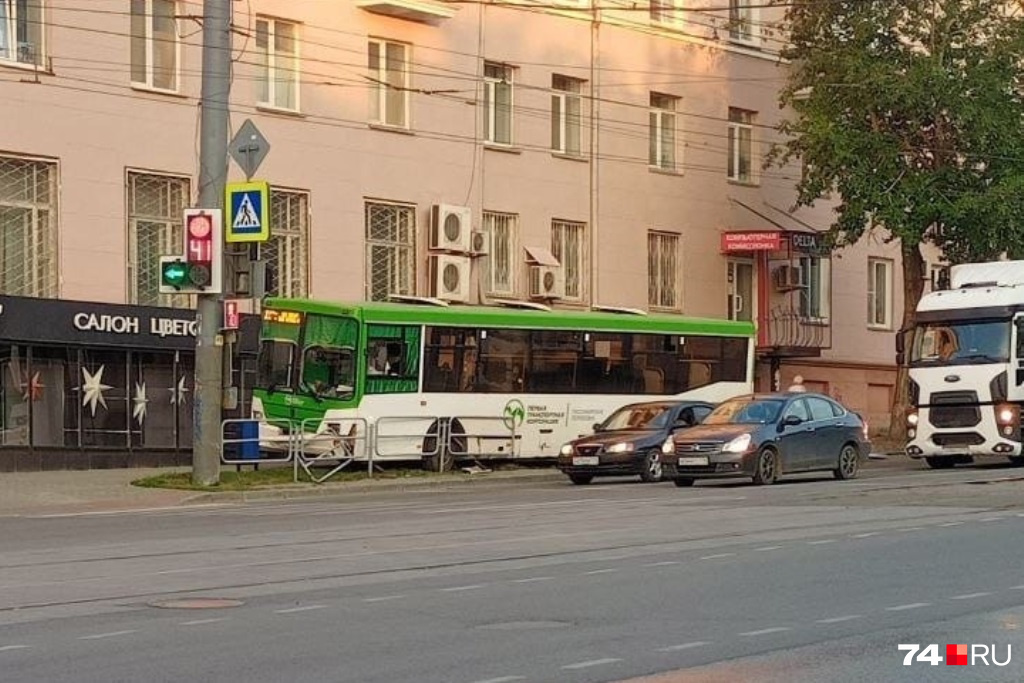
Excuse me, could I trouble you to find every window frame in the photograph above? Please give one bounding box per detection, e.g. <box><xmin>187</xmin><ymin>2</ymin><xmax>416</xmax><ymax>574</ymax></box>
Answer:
<box><xmin>482</xmin><ymin>210</ymin><xmax>518</xmax><ymax>297</ymax></box>
<box><xmin>551</xmin><ymin>219</ymin><xmax>587</xmax><ymax>303</ymax></box>
<box><xmin>368</xmin><ymin>37</ymin><xmax>410</xmax><ymax>129</ymax></box>
<box><xmin>551</xmin><ymin>74</ymin><xmax>583</xmax><ymax>156</ymax></box>
<box><xmin>130</xmin><ymin>0</ymin><xmax>180</xmax><ymax>93</ymax></box>
<box><xmin>867</xmin><ymin>257</ymin><xmax>894</xmax><ymax>330</ymax></box>
<box><xmin>798</xmin><ymin>255</ymin><xmax>831</xmax><ymax>323</ymax></box>
<box><xmin>125</xmin><ymin>169</ymin><xmax>191</xmax><ymax>307</ymax></box>
<box><xmin>0</xmin><ymin>154</ymin><xmax>59</xmax><ymax>298</ymax></box>
<box><xmin>266</xmin><ymin>188</ymin><xmax>311</xmax><ymax>299</ymax></box>
<box><xmin>483</xmin><ymin>61</ymin><xmax>514</xmax><ymax>146</ymax></box>
<box><xmin>365</xmin><ymin>200</ymin><xmax>416</xmax><ymax>302</ymax></box>
<box><xmin>649</xmin><ymin>0</ymin><xmax>682</xmax><ymax>26</ymax></box>
<box><xmin>647</xmin><ymin>230</ymin><xmax>680</xmax><ymax>311</ymax></box>
<box><xmin>728</xmin><ymin>0</ymin><xmax>760</xmax><ymax>46</ymax></box>
<box><xmin>0</xmin><ymin>0</ymin><xmax>45</xmax><ymax>68</ymax></box>
<box><xmin>727</xmin><ymin>107</ymin><xmax>756</xmax><ymax>183</ymax></box>
<box><xmin>649</xmin><ymin>92</ymin><xmax>678</xmax><ymax>171</ymax></box>
<box><xmin>255</xmin><ymin>16</ymin><xmax>300</xmax><ymax>112</ymax></box>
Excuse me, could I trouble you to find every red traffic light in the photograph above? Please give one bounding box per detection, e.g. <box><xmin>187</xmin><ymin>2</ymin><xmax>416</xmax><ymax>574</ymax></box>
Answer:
<box><xmin>186</xmin><ymin>212</ymin><xmax>214</xmax><ymax>266</ymax></box>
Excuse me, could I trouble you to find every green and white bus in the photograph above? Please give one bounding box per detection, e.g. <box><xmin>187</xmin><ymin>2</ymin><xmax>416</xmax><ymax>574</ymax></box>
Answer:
<box><xmin>252</xmin><ymin>297</ymin><xmax>755</xmax><ymax>467</ymax></box>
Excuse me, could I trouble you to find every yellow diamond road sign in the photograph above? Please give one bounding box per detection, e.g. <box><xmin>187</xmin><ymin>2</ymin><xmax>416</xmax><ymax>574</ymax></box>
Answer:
<box><xmin>225</xmin><ymin>181</ymin><xmax>270</xmax><ymax>243</ymax></box>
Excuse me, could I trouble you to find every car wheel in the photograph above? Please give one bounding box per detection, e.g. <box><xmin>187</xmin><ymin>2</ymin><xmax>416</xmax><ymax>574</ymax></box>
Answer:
<box><xmin>752</xmin><ymin>448</ymin><xmax>778</xmax><ymax>486</ymax></box>
<box><xmin>925</xmin><ymin>456</ymin><xmax>957</xmax><ymax>469</ymax></box>
<box><xmin>639</xmin><ymin>451</ymin><xmax>663</xmax><ymax>483</ymax></box>
<box><xmin>1007</xmin><ymin>456</ymin><xmax>1024</xmax><ymax>466</ymax></box>
<box><xmin>568</xmin><ymin>473</ymin><xmax>594</xmax><ymax>485</ymax></box>
<box><xmin>833</xmin><ymin>443</ymin><xmax>860</xmax><ymax>480</ymax></box>
<box><xmin>673</xmin><ymin>477</ymin><xmax>695</xmax><ymax>488</ymax></box>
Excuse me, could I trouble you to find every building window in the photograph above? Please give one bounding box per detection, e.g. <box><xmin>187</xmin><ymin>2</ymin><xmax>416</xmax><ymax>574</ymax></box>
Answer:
<box><xmin>482</xmin><ymin>211</ymin><xmax>517</xmax><ymax>296</ymax></box>
<box><xmin>798</xmin><ymin>256</ymin><xmax>830</xmax><ymax>322</ymax></box>
<box><xmin>256</xmin><ymin>17</ymin><xmax>299</xmax><ymax>111</ymax></box>
<box><xmin>265</xmin><ymin>189</ymin><xmax>310</xmax><ymax>298</ymax></box>
<box><xmin>551</xmin><ymin>219</ymin><xmax>586</xmax><ymax>302</ymax></box>
<box><xmin>483</xmin><ymin>62</ymin><xmax>513</xmax><ymax>145</ymax></box>
<box><xmin>0</xmin><ymin>155</ymin><xmax>57</xmax><ymax>298</ymax></box>
<box><xmin>130</xmin><ymin>0</ymin><xmax>178</xmax><ymax>91</ymax></box>
<box><xmin>127</xmin><ymin>171</ymin><xmax>191</xmax><ymax>307</ymax></box>
<box><xmin>650</xmin><ymin>0</ymin><xmax>681</xmax><ymax>24</ymax></box>
<box><xmin>368</xmin><ymin>39</ymin><xmax>409</xmax><ymax>128</ymax></box>
<box><xmin>551</xmin><ymin>75</ymin><xmax>583</xmax><ymax>156</ymax></box>
<box><xmin>649</xmin><ymin>93</ymin><xmax>678</xmax><ymax>171</ymax></box>
<box><xmin>729</xmin><ymin>0</ymin><xmax>758</xmax><ymax>45</ymax></box>
<box><xmin>0</xmin><ymin>0</ymin><xmax>44</xmax><ymax>67</ymax></box>
<box><xmin>648</xmin><ymin>231</ymin><xmax>680</xmax><ymax>310</ymax></box>
<box><xmin>366</xmin><ymin>201</ymin><xmax>415</xmax><ymax>302</ymax></box>
<box><xmin>868</xmin><ymin>257</ymin><xmax>893</xmax><ymax>329</ymax></box>
<box><xmin>728</xmin><ymin>108</ymin><xmax>755</xmax><ymax>183</ymax></box>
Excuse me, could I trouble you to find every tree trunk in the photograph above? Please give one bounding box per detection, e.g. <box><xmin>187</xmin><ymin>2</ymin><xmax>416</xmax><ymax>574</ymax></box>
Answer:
<box><xmin>889</xmin><ymin>242</ymin><xmax>927</xmax><ymax>442</ymax></box>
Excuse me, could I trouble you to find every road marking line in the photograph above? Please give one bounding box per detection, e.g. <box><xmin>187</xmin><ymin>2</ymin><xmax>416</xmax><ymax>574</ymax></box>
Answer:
<box><xmin>951</xmin><ymin>592</ymin><xmax>992</xmax><ymax>600</ymax></box>
<box><xmin>816</xmin><ymin>615</ymin><xmax>863</xmax><ymax>624</ymax></box>
<box><xmin>179</xmin><ymin>618</ymin><xmax>228</xmax><ymax>626</ymax></box>
<box><xmin>78</xmin><ymin>630</ymin><xmax>137</xmax><ymax>640</ymax></box>
<box><xmin>940</xmin><ymin>522</ymin><xmax>964</xmax><ymax>527</ymax></box>
<box><xmin>807</xmin><ymin>539</ymin><xmax>836</xmax><ymax>545</ymax></box>
<box><xmin>852</xmin><ymin>532</ymin><xmax>879</xmax><ymax>538</ymax></box>
<box><xmin>740</xmin><ymin>627</ymin><xmax>791</xmax><ymax>637</ymax></box>
<box><xmin>471</xmin><ymin>677</ymin><xmax>526</xmax><ymax>683</ymax></box>
<box><xmin>754</xmin><ymin>546</ymin><xmax>783</xmax><ymax>552</ymax></box>
<box><xmin>644</xmin><ymin>561</ymin><xmax>680</xmax><ymax>567</ymax></box>
<box><xmin>0</xmin><ymin>645</ymin><xmax>30</xmax><ymax>652</ymax></box>
<box><xmin>898</xmin><ymin>527</ymin><xmax>923</xmax><ymax>532</ymax></box>
<box><xmin>700</xmin><ymin>553</ymin><xmax>736</xmax><ymax>560</ymax></box>
<box><xmin>584</xmin><ymin>568</ymin><xmax>618</xmax><ymax>575</ymax></box>
<box><xmin>512</xmin><ymin>576</ymin><xmax>553</xmax><ymax>583</ymax></box>
<box><xmin>886</xmin><ymin>603</ymin><xmax>931</xmax><ymax>611</ymax></box>
<box><xmin>275</xmin><ymin>605</ymin><xmax>327</xmax><ymax>614</ymax></box>
<box><xmin>561</xmin><ymin>658</ymin><xmax>622</xmax><ymax>670</ymax></box>
<box><xmin>363</xmin><ymin>595</ymin><xmax>405</xmax><ymax>603</ymax></box>
<box><xmin>980</xmin><ymin>517</ymin><xmax>1002</xmax><ymax>523</ymax></box>
<box><xmin>657</xmin><ymin>641</ymin><xmax>710</xmax><ymax>652</ymax></box>
<box><xmin>441</xmin><ymin>585</ymin><xmax>485</xmax><ymax>592</ymax></box>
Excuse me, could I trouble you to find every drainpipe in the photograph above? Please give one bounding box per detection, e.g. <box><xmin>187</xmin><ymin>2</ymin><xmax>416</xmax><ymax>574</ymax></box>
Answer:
<box><xmin>589</xmin><ymin>5</ymin><xmax>600</xmax><ymax>305</ymax></box>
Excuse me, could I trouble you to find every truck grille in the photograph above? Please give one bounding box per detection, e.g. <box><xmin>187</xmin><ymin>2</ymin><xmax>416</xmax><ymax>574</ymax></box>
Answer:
<box><xmin>929</xmin><ymin>391</ymin><xmax>981</xmax><ymax>428</ymax></box>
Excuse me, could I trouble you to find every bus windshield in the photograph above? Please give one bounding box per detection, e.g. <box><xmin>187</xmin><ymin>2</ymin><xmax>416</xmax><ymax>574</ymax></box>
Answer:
<box><xmin>911</xmin><ymin>320</ymin><xmax>1010</xmax><ymax>366</ymax></box>
<box><xmin>256</xmin><ymin>310</ymin><xmax>359</xmax><ymax>400</ymax></box>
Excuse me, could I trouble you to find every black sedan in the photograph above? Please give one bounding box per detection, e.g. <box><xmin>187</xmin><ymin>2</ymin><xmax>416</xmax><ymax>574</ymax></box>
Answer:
<box><xmin>663</xmin><ymin>393</ymin><xmax>870</xmax><ymax>487</ymax></box>
<box><xmin>557</xmin><ymin>400</ymin><xmax>714</xmax><ymax>485</ymax></box>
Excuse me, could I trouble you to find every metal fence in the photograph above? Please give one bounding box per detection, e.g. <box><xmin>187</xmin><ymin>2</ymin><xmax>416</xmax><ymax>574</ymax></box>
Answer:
<box><xmin>220</xmin><ymin>417</ymin><xmax>296</xmax><ymax>465</ymax></box>
<box><xmin>294</xmin><ymin>417</ymin><xmax>371</xmax><ymax>484</ymax></box>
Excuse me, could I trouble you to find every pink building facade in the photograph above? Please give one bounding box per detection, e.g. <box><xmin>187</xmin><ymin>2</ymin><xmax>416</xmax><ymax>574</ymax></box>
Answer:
<box><xmin>0</xmin><ymin>0</ymin><xmax>905</xmax><ymax>464</ymax></box>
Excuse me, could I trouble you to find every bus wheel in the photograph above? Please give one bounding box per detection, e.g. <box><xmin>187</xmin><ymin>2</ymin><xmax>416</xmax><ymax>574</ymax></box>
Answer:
<box><xmin>925</xmin><ymin>456</ymin><xmax>957</xmax><ymax>469</ymax></box>
<box><xmin>421</xmin><ymin>419</ymin><xmax>466</xmax><ymax>473</ymax></box>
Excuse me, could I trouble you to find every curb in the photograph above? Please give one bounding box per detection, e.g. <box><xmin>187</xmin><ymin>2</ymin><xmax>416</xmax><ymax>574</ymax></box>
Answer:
<box><xmin>177</xmin><ymin>469</ymin><xmax>565</xmax><ymax>505</ymax></box>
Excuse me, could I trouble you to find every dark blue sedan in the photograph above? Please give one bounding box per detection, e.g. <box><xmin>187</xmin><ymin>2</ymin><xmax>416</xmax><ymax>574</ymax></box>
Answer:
<box><xmin>663</xmin><ymin>393</ymin><xmax>871</xmax><ymax>487</ymax></box>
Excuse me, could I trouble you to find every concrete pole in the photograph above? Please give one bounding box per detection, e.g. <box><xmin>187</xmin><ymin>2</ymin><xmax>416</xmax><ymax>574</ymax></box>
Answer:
<box><xmin>192</xmin><ymin>0</ymin><xmax>232</xmax><ymax>486</ymax></box>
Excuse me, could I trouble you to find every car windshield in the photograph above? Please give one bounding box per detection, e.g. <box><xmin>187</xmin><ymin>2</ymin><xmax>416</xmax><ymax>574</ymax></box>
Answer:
<box><xmin>704</xmin><ymin>398</ymin><xmax>783</xmax><ymax>425</ymax></box>
<box><xmin>911</xmin><ymin>320</ymin><xmax>1010</xmax><ymax>365</ymax></box>
<box><xmin>599</xmin><ymin>405</ymin><xmax>672</xmax><ymax>431</ymax></box>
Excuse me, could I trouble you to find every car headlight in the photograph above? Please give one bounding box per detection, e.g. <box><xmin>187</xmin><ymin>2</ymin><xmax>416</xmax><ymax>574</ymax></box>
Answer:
<box><xmin>661</xmin><ymin>437</ymin><xmax>674</xmax><ymax>455</ymax></box>
<box><xmin>722</xmin><ymin>433</ymin><xmax>752</xmax><ymax>454</ymax></box>
<box><xmin>560</xmin><ymin>443</ymin><xmax>574</xmax><ymax>456</ymax></box>
<box><xmin>606</xmin><ymin>442</ymin><xmax>634</xmax><ymax>454</ymax></box>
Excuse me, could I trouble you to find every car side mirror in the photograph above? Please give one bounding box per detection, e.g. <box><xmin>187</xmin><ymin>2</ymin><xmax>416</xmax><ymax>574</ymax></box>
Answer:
<box><xmin>592</xmin><ymin>423</ymin><xmax>601</xmax><ymax>432</ymax></box>
<box><xmin>672</xmin><ymin>419</ymin><xmax>692</xmax><ymax>430</ymax></box>
<box><xmin>782</xmin><ymin>414</ymin><xmax>803</xmax><ymax>427</ymax></box>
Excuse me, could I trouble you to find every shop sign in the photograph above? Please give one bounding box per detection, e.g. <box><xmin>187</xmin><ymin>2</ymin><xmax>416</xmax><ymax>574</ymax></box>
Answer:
<box><xmin>721</xmin><ymin>231</ymin><xmax>782</xmax><ymax>252</ymax></box>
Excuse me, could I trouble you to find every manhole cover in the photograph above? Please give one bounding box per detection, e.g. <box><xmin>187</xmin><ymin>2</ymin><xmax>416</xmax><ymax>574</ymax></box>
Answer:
<box><xmin>149</xmin><ymin>598</ymin><xmax>245</xmax><ymax>610</ymax></box>
<box><xmin>478</xmin><ymin>620</ymin><xmax>570</xmax><ymax>631</ymax></box>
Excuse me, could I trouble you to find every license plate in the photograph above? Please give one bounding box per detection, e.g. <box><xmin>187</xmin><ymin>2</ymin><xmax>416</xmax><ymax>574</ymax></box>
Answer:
<box><xmin>573</xmin><ymin>456</ymin><xmax>599</xmax><ymax>466</ymax></box>
<box><xmin>678</xmin><ymin>456</ymin><xmax>709</xmax><ymax>466</ymax></box>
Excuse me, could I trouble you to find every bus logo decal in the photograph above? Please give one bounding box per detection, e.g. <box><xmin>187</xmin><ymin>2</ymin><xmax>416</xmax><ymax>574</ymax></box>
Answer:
<box><xmin>503</xmin><ymin>399</ymin><xmax>526</xmax><ymax>430</ymax></box>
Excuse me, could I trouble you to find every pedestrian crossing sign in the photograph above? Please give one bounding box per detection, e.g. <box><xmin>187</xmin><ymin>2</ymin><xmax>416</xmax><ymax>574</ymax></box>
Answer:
<box><xmin>225</xmin><ymin>181</ymin><xmax>270</xmax><ymax>243</ymax></box>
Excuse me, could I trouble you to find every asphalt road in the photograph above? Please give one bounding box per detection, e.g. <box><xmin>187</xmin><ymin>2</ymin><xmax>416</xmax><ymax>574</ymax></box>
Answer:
<box><xmin>2</xmin><ymin>459</ymin><xmax>1024</xmax><ymax>682</ymax></box>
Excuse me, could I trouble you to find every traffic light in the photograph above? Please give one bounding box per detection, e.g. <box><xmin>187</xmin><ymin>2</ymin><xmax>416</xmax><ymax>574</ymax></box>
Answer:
<box><xmin>158</xmin><ymin>209</ymin><xmax>223</xmax><ymax>294</ymax></box>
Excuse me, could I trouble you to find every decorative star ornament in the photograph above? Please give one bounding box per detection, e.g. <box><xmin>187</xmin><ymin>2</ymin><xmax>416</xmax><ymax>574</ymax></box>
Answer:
<box><xmin>81</xmin><ymin>366</ymin><xmax>112</xmax><ymax>417</ymax></box>
<box><xmin>169</xmin><ymin>376</ymin><xmax>189</xmax><ymax>405</ymax></box>
<box><xmin>21</xmin><ymin>371</ymin><xmax>45</xmax><ymax>402</ymax></box>
<box><xmin>132</xmin><ymin>381</ymin><xmax>149</xmax><ymax>425</ymax></box>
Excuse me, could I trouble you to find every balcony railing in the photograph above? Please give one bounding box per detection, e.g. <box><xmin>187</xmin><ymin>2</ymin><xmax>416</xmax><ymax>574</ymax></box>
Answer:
<box><xmin>758</xmin><ymin>305</ymin><xmax>832</xmax><ymax>356</ymax></box>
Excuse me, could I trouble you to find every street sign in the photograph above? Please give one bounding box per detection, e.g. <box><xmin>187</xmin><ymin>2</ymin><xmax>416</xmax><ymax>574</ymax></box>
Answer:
<box><xmin>229</xmin><ymin>119</ymin><xmax>270</xmax><ymax>180</ymax></box>
<box><xmin>224</xmin><ymin>300</ymin><xmax>240</xmax><ymax>330</ymax></box>
<box><xmin>225</xmin><ymin>181</ymin><xmax>270</xmax><ymax>243</ymax></box>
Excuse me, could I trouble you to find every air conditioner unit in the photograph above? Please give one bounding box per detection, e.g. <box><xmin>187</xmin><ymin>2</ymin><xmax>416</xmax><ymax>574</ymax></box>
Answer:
<box><xmin>773</xmin><ymin>264</ymin><xmax>804</xmax><ymax>291</ymax></box>
<box><xmin>430</xmin><ymin>254</ymin><xmax>471</xmax><ymax>303</ymax></box>
<box><xmin>430</xmin><ymin>204</ymin><xmax>472</xmax><ymax>253</ymax></box>
<box><xmin>528</xmin><ymin>264</ymin><xmax>566</xmax><ymax>299</ymax></box>
<box><xmin>470</xmin><ymin>230</ymin><xmax>490</xmax><ymax>256</ymax></box>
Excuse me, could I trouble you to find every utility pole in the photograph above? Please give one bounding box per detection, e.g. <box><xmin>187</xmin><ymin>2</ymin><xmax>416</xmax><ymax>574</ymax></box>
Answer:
<box><xmin>193</xmin><ymin>0</ymin><xmax>232</xmax><ymax>486</ymax></box>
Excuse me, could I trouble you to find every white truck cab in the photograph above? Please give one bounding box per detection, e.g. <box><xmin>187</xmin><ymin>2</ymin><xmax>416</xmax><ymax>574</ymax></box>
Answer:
<box><xmin>902</xmin><ymin>261</ymin><xmax>1024</xmax><ymax>468</ymax></box>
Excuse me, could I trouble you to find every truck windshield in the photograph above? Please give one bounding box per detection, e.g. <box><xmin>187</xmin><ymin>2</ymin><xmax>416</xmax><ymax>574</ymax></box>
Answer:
<box><xmin>911</xmin><ymin>320</ymin><xmax>1010</xmax><ymax>365</ymax></box>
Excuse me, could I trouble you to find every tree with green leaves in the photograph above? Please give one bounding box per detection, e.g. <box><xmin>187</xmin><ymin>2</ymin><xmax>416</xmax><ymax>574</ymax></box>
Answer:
<box><xmin>770</xmin><ymin>0</ymin><xmax>1024</xmax><ymax>439</ymax></box>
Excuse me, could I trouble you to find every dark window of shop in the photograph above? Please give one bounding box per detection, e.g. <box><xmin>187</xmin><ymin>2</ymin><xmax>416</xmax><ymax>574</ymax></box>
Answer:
<box><xmin>423</xmin><ymin>326</ymin><xmax>480</xmax><ymax>392</ymax></box>
<box><xmin>365</xmin><ymin>324</ymin><xmax>420</xmax><ymax>394</ymax></box>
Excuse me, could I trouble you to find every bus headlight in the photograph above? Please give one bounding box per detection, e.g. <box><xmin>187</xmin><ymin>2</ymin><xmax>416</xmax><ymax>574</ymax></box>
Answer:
<box><xmin>560</xmin><ymin>443</ymin><xmax>574</xmax><ymax>456</ymax></box>
<box><xmin>996</xmin><ymin>404</ymin><xmax>1017</xmax><ymax>426</ymax></box>
<box><xmin>906</xmin><ymin>411</ymin><xmax>919</xmax><ymax>427</ymax></box>
<box><xmin>661</xmin><ymin>437</ymin><xmax>674</xmax><ymax>455</ymax></box>
<box><xmin>606</xmin><ymin>442</ymin><xmax>634</xmax><ymax>454</ymax></box>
